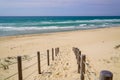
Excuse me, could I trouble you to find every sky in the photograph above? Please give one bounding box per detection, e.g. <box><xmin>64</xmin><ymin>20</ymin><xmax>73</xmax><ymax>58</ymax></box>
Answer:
<box><xmin>0</xmin><ymin>0</ymin><xmax>120</xmax><ymax>16</ymax></box>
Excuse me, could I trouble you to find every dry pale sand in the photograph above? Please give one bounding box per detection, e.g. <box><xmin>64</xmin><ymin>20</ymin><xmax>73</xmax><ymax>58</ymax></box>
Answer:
<box><xmin>0</xmin><ymin>27</ymin><xmax>120</xmax><ymax>80</ymax></box>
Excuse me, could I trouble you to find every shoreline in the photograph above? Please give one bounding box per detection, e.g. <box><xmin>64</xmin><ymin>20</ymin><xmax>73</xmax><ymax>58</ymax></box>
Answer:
<box><xmin>0</xmin><ymin>26</ymin><xmax>120</xmax><ymax>40</ymax></box>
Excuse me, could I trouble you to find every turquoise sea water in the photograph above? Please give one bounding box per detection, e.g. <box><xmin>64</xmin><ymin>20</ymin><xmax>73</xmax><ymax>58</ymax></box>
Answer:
<box><xmin>0</xmin><ymin>16</ymin><xmax>120</xmax><ymax>36</ymax></box>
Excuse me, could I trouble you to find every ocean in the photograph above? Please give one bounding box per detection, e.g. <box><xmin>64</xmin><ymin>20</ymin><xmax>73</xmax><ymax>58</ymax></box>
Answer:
<box><xmin>0</xmin><ymin>16</ymin><xmax>120</xmax><ymax>36</ymax></box>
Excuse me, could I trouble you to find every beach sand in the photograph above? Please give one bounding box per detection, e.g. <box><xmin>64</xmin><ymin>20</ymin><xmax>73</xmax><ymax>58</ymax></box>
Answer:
<box><xmin>0</xmin><ymin>27</ymin><xmax>120</xmax><ymax>80</ymax></box>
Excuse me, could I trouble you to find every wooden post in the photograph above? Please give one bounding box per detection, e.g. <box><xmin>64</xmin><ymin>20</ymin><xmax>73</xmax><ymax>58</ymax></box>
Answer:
<box><xmin>47</xmin><ymin>50</ymin><xmax>50</xmax><ymax>66</ymax></box>
<box><xmin>77</xmin><ymin>50</ymin><xmax>81</xmax><ymax>73</ymax></box>
<box><xmin>58</xmin><ymin>47</ymin><xmax>59</xmax><ymax>53</ymax></box>
<box><xmin>76</xmin><ymin>49</ymin><xmax>79</xmax><ymax>64</ymax></box>
<box><xmin>37</xmin><ymin>51</ymin><xmax>41</xmax><ymax>74</ymax></box>
<box><xmin>75</xmin><ymin>49</ymin><xmax>77</xmax><ymax>60</ymax></box>
<box><xmin>17</xmin><ymin>56</ymin><xmax>23</xmax><ymax>80</ymax></box>
<box><xmin>99</xmin><ymin>70</ymin><xmax>113</xmax><ymax>80</ymax></box>
<box><xmin>80</xmin><ymin>54</ymin><xmax>86</xmax><ymax>80</ymax></box>
<box><xmin>57</xmin><ymin>48</ymin><xmax>59</xmax><ymax>55</ymax></box>
<box><xmin>78</xmin><ymin>55</ymin><xmax>81</xmax><ymax>73</ymax></box>
<box><xmin>73</xmin><ymin>48</ymin><xmax>78</xmax><ymax>64</ymax></box>
<box><xmin>52</xmin><ymin>48</ymin><xmax>54</xmax><ymax>61</ymax></box>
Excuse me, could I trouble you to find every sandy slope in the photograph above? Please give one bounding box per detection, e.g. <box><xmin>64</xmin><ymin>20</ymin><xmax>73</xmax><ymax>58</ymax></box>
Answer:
<box><xmin>0</xmin><ymin>27</ymin><xmax>120</xmax><ymax>80</ymax></box>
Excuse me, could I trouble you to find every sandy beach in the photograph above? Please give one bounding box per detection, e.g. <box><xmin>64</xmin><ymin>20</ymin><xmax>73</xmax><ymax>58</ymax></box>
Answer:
<box><xmin>0</xmin><ymin>27</ymin><xmax>120</xmax><ymax>80</ymax></box>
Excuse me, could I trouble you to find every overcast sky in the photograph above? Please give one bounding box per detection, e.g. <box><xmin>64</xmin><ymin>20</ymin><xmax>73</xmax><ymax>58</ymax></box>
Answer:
<box><xmin>0</xmin><ymin>0</ymin><xmax>120</xmax><ymax>16</ymax></box>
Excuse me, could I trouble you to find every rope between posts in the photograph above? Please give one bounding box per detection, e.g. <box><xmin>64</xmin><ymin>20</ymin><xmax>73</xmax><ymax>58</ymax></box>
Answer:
<box><xmin>29</xmin><ymin>55</ymin><xmax>37</xmax><ymax>60</ymax></box>
<box><xmin>2</xmin><ymin>55</ymin><xmax>37</xmax><ymax>68</ymax></box>
<box><xmin>0</xmin><ymin>47</ymin><xmax>61</xmax><ymax>80</ymax></box>
<box><xmin>86</xmin><ymin>56</ymin><xmax>100</xmax><ymax>72</ymax></box>
<box><xmin>41</xmin><ymin>53</ymin><xmax>47</xmax><ymax>56</ymax></box>
<box><xmin>41</xmin><ymin>58</ymin><xmax>47</xmax><ymax>62</ymax></box>
<box><xmin>23</xmin><ymin>69</ymin><xmax>37</xmax><ymax>80</ymax></box>
<box><xmin>4</xmin><ymin>72</ymin><xmax>18</xmax><ymax>80</ymax></box>
<box><xmin>22</xmin><ymin>55</ymin><xmax>37</xmax><ymax>62</ymax></box>
<box><xmin>83</xmin><ymin>60</ymin><xmax>97</xmax><ymax>80</ymax></box>
<box><xmin>22</xmin><ymin>62</ymin><xmax>37</xmax><ymax>72</ymax></box>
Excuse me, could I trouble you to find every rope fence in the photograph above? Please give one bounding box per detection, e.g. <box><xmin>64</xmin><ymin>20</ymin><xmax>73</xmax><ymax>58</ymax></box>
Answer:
<box><xmin>0</xmin><ymin>47</ymin><xmax>113</xmax><ymax>80</ymax></box>
<box><xmin>72</xmin><ymin>47</ymin><xmax>113</xmax><ymax>80</ymax></box>
<box><xmin>0</xmin><ymin>47</ymin><xmax>60</xmax><ymax>80</ymax></box>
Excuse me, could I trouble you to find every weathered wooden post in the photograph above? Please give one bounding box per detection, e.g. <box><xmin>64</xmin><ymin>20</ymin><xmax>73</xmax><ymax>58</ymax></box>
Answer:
<box><xmin>76</xmin><ymin>49</ymin><xmax>79</xmax><ymax>63</ymax></box>
<box><xmin>47</xmin><ymin>50</ymin><xmax>50</xmax><ymax>66</ymax></box>
<box><xmin>78</xmin><ymin>55</ymin><xmax>81</xmax><ymax>73</ymax></box>
<box><xmin>99</xmin><ymin>70</ymin><xmax>113</xmax><ymax>80</ymax></box>
<box><xmin>17</xmin><ymin>56</ymin><xmax>23</xmax><ymax>80</ymax></box>
<box><xmin>55</xmin><ymin>48</ymin><xmax>58</xmax><ymax>56</ymax></box>
<box><xmin>37</xmin><ymin>51</ymin><xmax>41</xmax><ymax>74</ymax></box>
<box><xmin>52</xmin><ymin>48</ymin><xmax>54</xmax><ymax>61</ymax></box>
<box><xmin>56</xmin><ymin>48</ymin><xmax>58</xmax><ymax>56</ymax></box>
<box><xmin>57</xmin><ymin>47</ymin><xmax>59</xmax><ymax>55</ymax></box>
<box><xmin>77</xmin><ymin>50</ymin><xmax>81</xmax><ymax>73</ymax></box>
<box><xmin>57</xmin><ymin>47</ymin><xmax>59</xmax><ymax>53</ymax></box>
<box><xmin>73</xmin><ymin>48</ymin><xmax>78</xmax><ymax>64</ymax></box>
<box><xmin>80</xmin><ymin>54</ymin><xmax>86</xmax><ymax>80</ymax></box>
<box><xmin>75</xmin><ymin>48</ymin><xmax>78</xmax><ymax>65</ymax></box>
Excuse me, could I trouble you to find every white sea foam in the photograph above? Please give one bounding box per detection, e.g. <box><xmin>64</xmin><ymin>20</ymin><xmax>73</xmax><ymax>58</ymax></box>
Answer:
<box><xmin>0</xmin><ymin>26</ymin><xmax>75</xmax><ymax>31</ymax></box>
<box><xmin>76</xmin><ymin>19</ymin><xmax>120</xmax><ymax>23</ymax></box>
<box><xmin>0</xmin><ymin>22</ymin><xmax>117</xmax><ymax>32</ymax></box>
<box><xmin>79</xmin><ymin>24</ymin><xmax>87</xmax><ymax>27</ymax></box>
<box><xmin>51</xmin><ymin>19</ymin><xmax>120</xmax><ymax>24</ymax></box>
<box><xmin>39</xmin><ymin>19</ymin><xmax>120</xmax><ymax>24</ymax></box>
